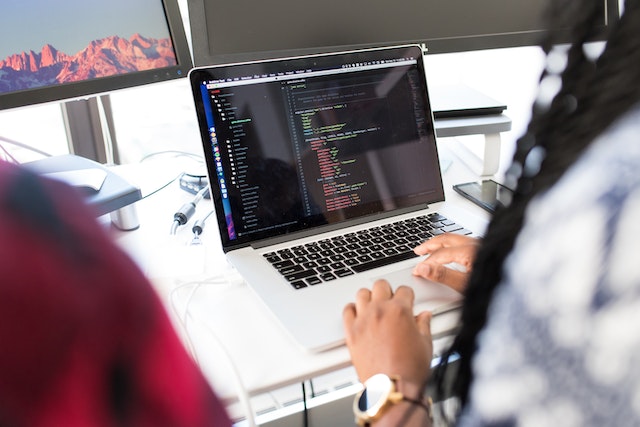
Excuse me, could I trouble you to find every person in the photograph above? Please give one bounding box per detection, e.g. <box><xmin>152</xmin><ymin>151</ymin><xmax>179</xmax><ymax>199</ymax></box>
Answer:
<box><xmin>343</xmin><ymin>0</ymin><xmax>640</xmax><ymax>425</ymax></box>
<box><xmin>0</xmin><ymin>161</ymin><xmax>232</xmax><ymax>426</ymax></box>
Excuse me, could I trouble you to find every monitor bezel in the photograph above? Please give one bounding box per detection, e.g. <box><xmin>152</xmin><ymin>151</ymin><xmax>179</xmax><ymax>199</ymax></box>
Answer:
<box><xmin>187</xmin><ymin>0</ymin><xmax>619</xmax><ymax>66</ymax></box>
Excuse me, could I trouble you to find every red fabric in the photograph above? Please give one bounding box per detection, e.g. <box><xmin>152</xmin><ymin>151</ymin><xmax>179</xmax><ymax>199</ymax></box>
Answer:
<box><xmin>0</xmin><ymin>161</ymin><xmax>231</xmax><ymax>426</ymax></box>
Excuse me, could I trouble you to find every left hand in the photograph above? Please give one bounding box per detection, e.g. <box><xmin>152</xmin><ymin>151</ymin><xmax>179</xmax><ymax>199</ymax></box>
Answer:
<box><xmin>342</xmin><ymin>280</ymin><xmax>433</xmax><ymax>387</ymax></box>
<box><xmin>412</xmin><ymin>233</ymin><xmax>480</xmax><ymax>293</ymax></box>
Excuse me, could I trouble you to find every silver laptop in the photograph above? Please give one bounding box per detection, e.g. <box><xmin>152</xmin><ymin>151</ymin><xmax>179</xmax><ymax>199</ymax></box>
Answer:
<box><xmin>189</xmin><ymin>45</ymin><xmax>467</xmax><ymax>352</ymax></box>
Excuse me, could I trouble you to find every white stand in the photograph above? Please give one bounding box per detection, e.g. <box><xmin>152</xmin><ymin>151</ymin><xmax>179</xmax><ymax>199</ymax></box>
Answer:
<box><xmin>434</xmin><ymin>114</ymin><xmax>511</xmax><ymax>177</ymax></box>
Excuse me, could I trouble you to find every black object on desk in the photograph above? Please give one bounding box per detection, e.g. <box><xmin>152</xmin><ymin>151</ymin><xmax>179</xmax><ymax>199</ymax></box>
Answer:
<box><xmin>430</xmin><ymin>85</ymin><xmax>507</xmax><ymax>119</ymax></box>
<box><xmin>453</xmin><ymin>179</ymin><xmax>513</xmax><ymax>213</ymax></box>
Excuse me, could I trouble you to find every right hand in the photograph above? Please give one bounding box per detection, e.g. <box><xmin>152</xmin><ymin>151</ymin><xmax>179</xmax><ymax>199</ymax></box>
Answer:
<box><xmin>412</xmin><ymin>233</ymin><xmax>480</xmax><ymax>293</ymax></box>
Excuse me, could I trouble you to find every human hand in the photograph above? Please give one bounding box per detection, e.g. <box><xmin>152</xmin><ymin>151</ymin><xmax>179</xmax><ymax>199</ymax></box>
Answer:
<box><xmin>343</xmin><ymin>280</ymin><xmax>433</xmax><ymax>388</ymax></box>
<box><xmin>412</xmin><ymin>233</ymin><xmax>480</xmax><ymax>293</ymax></box>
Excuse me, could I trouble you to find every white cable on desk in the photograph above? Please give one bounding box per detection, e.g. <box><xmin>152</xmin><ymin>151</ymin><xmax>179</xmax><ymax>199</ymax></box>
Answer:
<box><xmin>170</xmin><ymin>278</ymin><xmax>258</xmax><ymax>427</ymax></box>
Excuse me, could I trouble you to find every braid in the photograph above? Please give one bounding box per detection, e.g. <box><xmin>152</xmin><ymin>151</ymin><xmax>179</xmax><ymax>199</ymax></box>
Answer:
<box><xmin>433</xmin><ymin>0</ymin><xmax>640</xmax><ymax>413</ymax></box>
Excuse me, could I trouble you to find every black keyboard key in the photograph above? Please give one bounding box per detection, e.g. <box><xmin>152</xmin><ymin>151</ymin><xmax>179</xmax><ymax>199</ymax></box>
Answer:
<box><xmin>320</xmin><ymin>272</ymin><xmax>337</xmax><ymax>281</ymax></box>
<box><xmin>351</xmin><ymin>250</ymin><xmax>418</xmax><ymax>273</ymax></box>
<box><xmin>452</xmin><ymin>228</ymin><xmax>473</xmax><ymax>235</ymax></box>
<box><xmin>290</xmin><ymin>280</ymin><xmax>307</xmax><ymax>290</ymax></box>
<box><xmin>357</xmin><ymin>254</ymin><xmax>373</xmax><ymax>263</ymax></box>
<box><xmin>279</xmin><ymin>265</ymin><xmax>304</xmax><ymax>275</ymax></box>
<box><xmin>335</xmin><ymin>268</ymin><xmax>355</xmax><ymax>278</ymax></box>
<box><xmin>306</xmin><ymin>276</ymin><xmax>322</xmax><ymax>286</ymax></box>
<box><xmin>428</xmin><ymin>213</ymin><xmax>448</xmax><ymax>222</ymax></box>
<box><xmin>273</xmin><ymin>260</ymin><xmax>294</xmax><ymax>269</ymax></box>
<box><xmin>264</xmin><ymin>255</ymin><xmax>281</xmax><ymax>264</ymax></box>
<box><xmin>284</xmin><ymin>269</ymin><xmax>317</xmax><ymax>282</ymax></box>
<box><xmin>279</xmin><ymin>251</ymin><xmax>295</xmax><ymax>260</ymax></box>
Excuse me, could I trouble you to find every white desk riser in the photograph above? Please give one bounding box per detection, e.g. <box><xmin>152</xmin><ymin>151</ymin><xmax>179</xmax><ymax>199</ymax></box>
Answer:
<box><xmin>112</xmin><ymin>115</ymin><xmax>506</xmax><ymax>404</ymax></box>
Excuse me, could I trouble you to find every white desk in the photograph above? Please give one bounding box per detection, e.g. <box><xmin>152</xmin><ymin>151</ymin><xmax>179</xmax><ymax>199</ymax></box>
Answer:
<box><xmin>111</xmin><ymin>137</ymin><xmax>493</xmax><ymax>410</ymax></box>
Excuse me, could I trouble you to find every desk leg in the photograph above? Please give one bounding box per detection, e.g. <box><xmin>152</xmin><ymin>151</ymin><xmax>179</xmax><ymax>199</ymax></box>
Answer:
<box><xmin>447</xmin><ymin>132</ymin><xmax>501</xmax><ymax>177</ymax></box>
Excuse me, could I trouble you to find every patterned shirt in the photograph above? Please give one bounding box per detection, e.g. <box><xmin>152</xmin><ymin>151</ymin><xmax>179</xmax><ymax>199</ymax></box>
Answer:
<box><xmin>460</xmin><ymin>104</ymin><xmax>640</xmax><ymax>426</ymax></box>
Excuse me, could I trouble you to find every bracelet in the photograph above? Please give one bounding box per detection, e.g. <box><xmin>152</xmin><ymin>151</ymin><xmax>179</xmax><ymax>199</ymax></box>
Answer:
<box><xmin>354</xmin><ymin>374</ymin><xmax>433</xmax><ymax>426</ymax></box>
<box><xmin>402</xmin><ymin>395</ymin><xmax>433</xmax><ymax>422</ymax></box>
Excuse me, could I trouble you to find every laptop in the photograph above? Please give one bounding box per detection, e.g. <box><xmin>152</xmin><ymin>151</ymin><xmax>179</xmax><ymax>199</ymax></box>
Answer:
<box><xmin>430</xmin><ymin>84</ymin><xmax>507</xmax><ymax>118</ymax></box>
<box><xmin>189</xmin><ymin>45</ymin><xmax>469</xmax><ymax>352</ymax></box>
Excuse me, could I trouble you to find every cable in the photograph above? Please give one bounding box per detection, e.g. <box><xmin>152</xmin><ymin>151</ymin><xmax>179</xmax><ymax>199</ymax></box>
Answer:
<box><xmin>302</xmin><ymin>381</ymin><xmax>309</xmax><ymax>427</ymax></box>
<box><xmin>139</xmin><ymin>150</ymin><xmax>204</xmax><ymax>164</ymax></box>
<box><xmin>190</xmin><ymin>210</ymin><xmax>214</xmax><ymax>244</ymax></box>
<box><xmin>0</xmin><ymin>143</ymin><xmax>18</xmax><ymax>164</ymax></box>
<box><xmin>0</xmin><ymin>135</ymin><xmax>52</xmax><ymax>158</ymax></box>
<box><xmin>170</xmin><ymin>184</ymin><xmax>210</xmax><ymax>235</ymax></box>
<box><xmin>169</xmin><ymin>278</ymin><xmax>258</xmax><ymax>427</ymax></box>
<box><xmin>141</xmin><ymin>172</ymin><xmax>183</xmax><ymax>200</ymax></box>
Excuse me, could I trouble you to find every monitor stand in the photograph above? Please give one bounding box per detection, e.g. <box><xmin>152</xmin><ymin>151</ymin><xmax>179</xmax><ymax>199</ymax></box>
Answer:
<box><xmin>61</xmin><ymin>94</ymin><xmax>121</xmax><ymax>164</ymax></box>
<box><xmin>24</xmin><ymin>154</ymin><xmax>141</xmax><ymax>231</ymax></box>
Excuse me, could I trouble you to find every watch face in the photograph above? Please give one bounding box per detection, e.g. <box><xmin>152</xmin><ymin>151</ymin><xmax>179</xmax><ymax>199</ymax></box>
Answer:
<box><xmin>357</xmin><ymin>374</ymin><xmax>394</xmax><ymax>415</ymax></box>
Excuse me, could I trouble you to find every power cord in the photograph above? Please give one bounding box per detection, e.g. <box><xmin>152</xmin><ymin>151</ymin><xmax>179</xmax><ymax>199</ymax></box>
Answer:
<box><xmin>169</xmin><ymin>277</ymin><xmax>258</xmax><ymax>427</ymax></box>
<box><xmin>190</xmin><ymin>210</ymin><xmax>214</xmax><ymax>245</ymax></box>
<box><xmin>302</xmin><ymin>381</ymin><xmax>309</xmax><ymax>427</ymax></box>
<box><xmin>0</xmin><ymin>134</ymin><xmax>53</xmax><ymax>159</ymax></box>
<box><xmin>170</xmin><ymin>184</ymin><xmax>210</xmax><ymax>235</ymax></box>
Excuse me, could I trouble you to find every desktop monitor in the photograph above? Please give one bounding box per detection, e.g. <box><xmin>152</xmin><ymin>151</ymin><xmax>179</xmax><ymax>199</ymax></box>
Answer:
<box><xmin>0</xmin><ymin>0</ymin><xmax>192</xmax><ymax>161</ymax></box>
<box><xmin>0</xmin><ymin>0</ymin><xmax>192</xmax><ymax>111</ymax></box>
<box><xmin>187</xmin><ymin>0</ymin><xmax>619</xmax><ymax>65</ymax></box>
<box><xmin>0</xmin><ymin>0</ymin><xmax>192</xmax><ymax>228</ymax></box>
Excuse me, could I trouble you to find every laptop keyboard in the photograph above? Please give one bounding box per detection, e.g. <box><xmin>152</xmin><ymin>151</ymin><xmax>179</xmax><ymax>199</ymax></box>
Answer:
<box><xmin>263</xmin><ymin>213</ymin><xmax>471</xmax><ymax>290</ymax></box>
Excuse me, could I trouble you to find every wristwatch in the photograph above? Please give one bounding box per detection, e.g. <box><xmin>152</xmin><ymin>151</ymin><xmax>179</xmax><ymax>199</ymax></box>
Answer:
<box><xmin>353</xmin><ymin>373</ymin><xmax>432</xmax><ymax>426</ymax></box>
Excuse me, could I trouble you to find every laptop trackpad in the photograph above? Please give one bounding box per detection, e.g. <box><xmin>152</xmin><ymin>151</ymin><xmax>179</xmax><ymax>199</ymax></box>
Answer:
<box><xmin>370</xmin><ymin>267</ymin><xmax>462</xmax><ymax>314</ymax></box>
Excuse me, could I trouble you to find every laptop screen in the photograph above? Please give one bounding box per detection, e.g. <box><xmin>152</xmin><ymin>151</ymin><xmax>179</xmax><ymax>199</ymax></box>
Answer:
<box><xmin>190</xmin><ymin>45</ymin><xmax>444</xmax><ymax>250</ymax></box>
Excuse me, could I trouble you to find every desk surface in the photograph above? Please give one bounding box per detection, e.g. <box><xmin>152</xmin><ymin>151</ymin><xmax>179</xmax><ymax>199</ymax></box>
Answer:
<box><xmin>112</xmin><ymin>139</ymin><xmax>493</xmax><ymax>404</ymax></box>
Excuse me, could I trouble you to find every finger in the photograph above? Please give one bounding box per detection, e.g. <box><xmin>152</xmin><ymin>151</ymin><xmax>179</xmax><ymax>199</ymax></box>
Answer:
<box><xmin>415</xmin><ymin>311</ymin><xmax>433</xmax><ymax>337</ymax></box>
<box><xmin>423</xmin><ymin>246</ymin><xmax>473</xmax><ymax>270</ymax></box>
<box><xmin>371</xmin><ymin>279</ymin><xmax>393</xmax><ymax>301</ymax></box>
<box><xmin>342</xmin><ymin>303</ymin><xmax>357</xmax><ymax>342</ymax></box>
<box><xmin>413</xmin><ymin>233</ymin><xmax>475</xmax><ymax>255</ymax></box>
<box><xmin>355</xmin><ymin>287</ymin><xmax>372</xmax><ymax>303</ymax></box>
<box><xmin>354</xmin><ymin>287</ymin><xmax>372</xmax><ymax>312</ymax></box>
<box><xmin>412</xmin><ymin>262</ymin><xmax>468</xmax><ymax>293</ymax></box>
<box><xmin>393</xmin><ymin>285</ymin><xmax>415</xmax><ymax>307</ymax></box>
<box><xmin>343</xmin><ymin>302</ymin><xmax>356</xmax><ymax>323</ymax></box>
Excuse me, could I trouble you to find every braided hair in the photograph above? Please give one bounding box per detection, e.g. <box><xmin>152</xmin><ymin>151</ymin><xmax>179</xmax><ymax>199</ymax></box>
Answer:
<box><xmin>433</xmin><ymin>0</ymin><xmax>640</xmax><ymax>412</ymax></box>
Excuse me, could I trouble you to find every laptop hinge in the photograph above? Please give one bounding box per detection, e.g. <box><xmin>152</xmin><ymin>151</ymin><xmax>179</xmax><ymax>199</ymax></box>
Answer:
<box><xmin>250</xmin><ymin>204</ymin><xmax>431</xmax><ymax>250</ymax></box>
